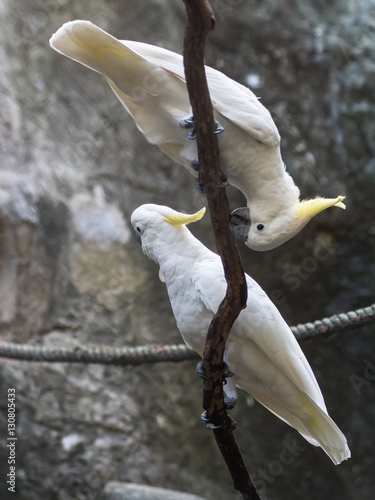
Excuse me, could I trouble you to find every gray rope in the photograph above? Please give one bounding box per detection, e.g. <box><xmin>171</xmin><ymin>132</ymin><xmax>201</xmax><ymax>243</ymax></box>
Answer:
<box><xmin>0</xmin><ymin>303</ymin><xmax>374</xmax><ymax>365</ymax></box>
<box><xmin>0</xmin><ymin>343</ymin><xmax>199</xmax><ymax>365</ymax></box>
<box><xmin>291</xmin><ymin>303</ymin><xmax>375</xmax><ymax>340</ymax></box>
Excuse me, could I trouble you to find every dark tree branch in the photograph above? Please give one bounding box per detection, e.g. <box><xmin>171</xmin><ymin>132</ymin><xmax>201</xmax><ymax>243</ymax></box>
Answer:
<box><xmin>182</xmin><ymin>1</ymin><xmax>260</xmax><ymax>498</ymax></box>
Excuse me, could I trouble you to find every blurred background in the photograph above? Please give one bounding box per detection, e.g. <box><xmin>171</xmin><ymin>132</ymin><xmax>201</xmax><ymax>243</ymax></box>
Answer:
<box><xmin>0</xmin><ymin>0</ymin><xmax>374</xmax><ymax>498</ymax></box>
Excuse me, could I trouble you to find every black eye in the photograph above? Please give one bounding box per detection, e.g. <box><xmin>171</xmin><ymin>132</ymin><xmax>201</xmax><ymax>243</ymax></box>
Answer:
<box><xmin>256</xmin><ymin>223</ymin><xmax>265</xmax><ymax>231</ymax></box>
<box><xmin>136</xmin><ymin>226</ymin><xmax>141</xmax><ymax>233</ymax></box>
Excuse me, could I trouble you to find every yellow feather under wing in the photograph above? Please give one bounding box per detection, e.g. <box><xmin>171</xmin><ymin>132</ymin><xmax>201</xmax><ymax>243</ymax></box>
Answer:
<box><xmin>300</xmin><ymin>393</ymin><xmax>351</xmax><ymax>464</ymax></box>
<box><xmin>228</xmin><ymin>290</ymin><xmax>350</xmax><ymax>464</ymax></box>
<box><xmin>236</xmin><ymin>374</ymin><xmax>350</xmax><ymax>464</ymax></box>
<box><xmin>50</xmin><ymin>21</ymin><xmax>146</xmax><ymax>83</ymax></box>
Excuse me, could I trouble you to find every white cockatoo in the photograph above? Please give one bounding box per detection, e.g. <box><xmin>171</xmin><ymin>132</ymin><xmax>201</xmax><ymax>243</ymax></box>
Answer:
<box><xmin>130</xmin><ymin>203</ymin><xmax>350</xmax><ymax>464</ymax></box>
<box><xmin>50</xmin><ymin>20</ymin><xmax>346</xmax><ymax>251</ymax></box>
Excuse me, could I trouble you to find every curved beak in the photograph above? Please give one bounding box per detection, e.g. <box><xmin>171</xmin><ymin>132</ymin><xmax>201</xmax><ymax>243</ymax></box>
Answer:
<box><xmin>229</xmin><ymin>207</ymin><xmax>250</xmax><ymax>242</ymax></box>
<box><xmin>136</xmin><ymin>231</ymin><xmax>142</xmax><ymax>246</ymax></box>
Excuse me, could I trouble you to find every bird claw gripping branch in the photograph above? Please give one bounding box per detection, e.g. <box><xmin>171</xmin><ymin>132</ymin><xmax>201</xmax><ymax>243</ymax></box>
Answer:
<box><xmin>179</xmin><ymin>114</ymin><xmax>224</xmax><ymax>141</ymax></box>
<box><xmin>196</xmin><ymin>361</ymin><xmax>233</xmax><ymax>383</ymax></box>
<box><xmin>201</xmin><ymin>411</ymin><xmax>237</xmax><ymax>431</ymax></box>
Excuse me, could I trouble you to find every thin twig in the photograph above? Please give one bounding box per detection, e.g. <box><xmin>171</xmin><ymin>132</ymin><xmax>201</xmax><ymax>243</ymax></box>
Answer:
<box><xmin>182</xmin><ymin>1</ymin><xmax>260</xmax><ymax>498</ymax></box>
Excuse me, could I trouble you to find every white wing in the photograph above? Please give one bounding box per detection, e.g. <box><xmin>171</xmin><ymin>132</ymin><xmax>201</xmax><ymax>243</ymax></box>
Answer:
<box><xmin>192</xmin><ymin>259</ymin><xmax>323</xmax><ymax>404</ymax></box>
<box><xmin>50</xmin><ymin>21</ymin><xmax>192</xmax><ymax>159</ymax></box>
<box><xmin>192</xmin><ymin>259</ymin><xmax>350</xmax><ymax>464</ymax></box>
<box><xmin>123</xmin><ymin>38</ymin><xmax>280</xmax><ymax>147</ymax></box>
<box><xmin>50</xmin><ymin>20</ymin><xmax>280</xmax><ymax>160</ymax></box>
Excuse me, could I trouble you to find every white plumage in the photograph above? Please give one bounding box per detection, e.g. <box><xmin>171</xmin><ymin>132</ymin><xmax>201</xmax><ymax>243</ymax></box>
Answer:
<box><xmin>131</xmin><ymin>203</ymin><xmax>350</xmax><ymax>464</ymax></box>
<box><xmin>50</xmin><ymin>20</ymin><xmax>346</xmax><ymax>251</ymax></box>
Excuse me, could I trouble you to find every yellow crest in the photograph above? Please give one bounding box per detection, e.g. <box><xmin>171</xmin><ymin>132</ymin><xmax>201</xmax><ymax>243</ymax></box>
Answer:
<box><xmin>297</xmin><ymin>196</ymin><xmax>346</xmax><ymax>220</ymax></box>
<box><xmin>163</xmin><ymin>207</ymin><xmax>206</xmax><ymax>226</ymax></box>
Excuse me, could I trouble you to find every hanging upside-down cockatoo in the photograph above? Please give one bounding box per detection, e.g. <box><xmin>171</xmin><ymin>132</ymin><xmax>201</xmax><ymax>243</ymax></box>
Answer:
<box><xmin>131</xmin><ymin>203</ymin><xmax>350</xmax><ymax>464</ymax></box>
<box><xmin>50</xmin><ymin>20</ymin><xmax>346</xmax><ymax>251</ymax></box>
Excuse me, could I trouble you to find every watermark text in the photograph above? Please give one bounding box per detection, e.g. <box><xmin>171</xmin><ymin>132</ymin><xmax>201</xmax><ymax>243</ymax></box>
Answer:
<box><xmin>6</xmin><ymin>388</ymin><xmax>16</xmax><ymax>493</ymax></box>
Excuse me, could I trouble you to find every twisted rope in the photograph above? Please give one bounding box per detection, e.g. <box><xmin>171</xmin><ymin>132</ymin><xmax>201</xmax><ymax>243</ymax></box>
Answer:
<box><xmin>291</xmin><ymin>303</ymin><xmax>375</xmax><ymax>340</ymax></box>
<box><xmin>0</xmin><ymin>303</ymin><xmax>374</xmax><ymax>365</ymax></box>
<box><xmin>0</xmin><ymin>343</ymin><xmax>199</xmax><ymax>365</ymax></box>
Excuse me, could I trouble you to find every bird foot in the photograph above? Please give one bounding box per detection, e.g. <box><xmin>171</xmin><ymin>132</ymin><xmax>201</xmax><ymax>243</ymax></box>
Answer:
<box><xmin>196</xmin><ymin>361</ymin><xmax>234</xmax><ymax>384</ymax></box>
<box><xmin>179</xmin><ymin>115</ymin><xmax>196</xmax><ymax>129</ymax></box>
<box><xmin>201</xmin><ymin>411</ymin><xmax>237</xmax><ymax>431</ymax></box>
<box><xmin>218</xmin><ymin>174</ymin><xmax>229</xmax><ymax>188</ymax></box>
<box><xmin>215</xmin><ymin>362</ymin><xmax>234</xmax><ymax>382</ymax></box>
<box><xmin>190</xmin><ymin>159</ymin><xmax>199</xmax><ymax>172</ymax></box>
<box><xmin>213</xmin><ymin>121</ymin><xmax>225</xmax><ymax>135</ymax></box>
<box><xmin>224</xmin><ymin>396</ymin><xmax>237</xmax><ymax>410</ymax></box>
<box><xmin>179</xmin><ymin>115</ymin><xmax>196</xmax><ymax>140</ymax></box>
<box><xmin>195</xmin><ymin>174</ymin><xmax>228</xmax><ymax>193</ymax></box>
<box><xmin>188</xmin><ymin>129</ymin><xmax>196</xmax><ymax>140</ymax></box>
<box><xmin>179</xmin><ymin>115</ymin><xmax>224</xmax><ymax>141</ymax></box>
<box><xmin>196</xmin><ymin>361</ymin><xmax>211</xmax><ymax>380</ymax></box>
<box><xmin>196</xmin><ymin>182</ymin><xmax>205</xmax><ymax>194</ymax></box>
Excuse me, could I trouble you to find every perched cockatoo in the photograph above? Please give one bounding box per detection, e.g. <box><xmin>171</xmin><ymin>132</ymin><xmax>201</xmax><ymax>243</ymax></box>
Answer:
<box><xmin>131</xmin><ymin>203</ymin><xmax>350</xmax><ymax>464</ymax></box>
<box><xmin>50</xmin><ymin>20</ymin><xmax>346</xmax><ymax>251</ymax></box>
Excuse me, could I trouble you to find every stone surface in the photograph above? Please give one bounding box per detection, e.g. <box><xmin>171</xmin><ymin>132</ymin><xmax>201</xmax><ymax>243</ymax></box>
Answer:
<box><xmin>0</xmin><ymin>1</ymin><xmax>375</xmax><ymax>500</ymax></box>
<box><xmin>104</xmin><ymin>481</ymin><xmax>208</xmax><ymax>500</ymax></box>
